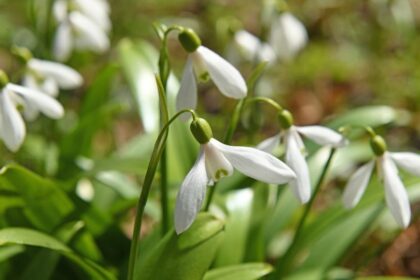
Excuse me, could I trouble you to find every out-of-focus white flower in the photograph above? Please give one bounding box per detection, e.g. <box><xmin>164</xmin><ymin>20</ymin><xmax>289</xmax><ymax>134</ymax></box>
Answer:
<box><xmin>176</xmin><ymin>29</ymin><xmax>247</xmax><ymax>114</ymax></box>
<box><xmin>269</xmin><ymin>12</ymin><xmax>308</xmax><ymax>61</ymax></box>
<box><xmin>258</xmin><ymin>110</ymin><xmax>346</xmax><ymax>203</ymax></box>
<box><xmin>174</xmin><ymin>118</ymin><xmax>295</xmax><ymax>234</ymax></box>
<box><xmin>232</xmin><ymin>30</ymin><xmax>276</xmax><ymax>63</ymax></box>
<box><xmin>0</xmin><ymin>71</ymin><xmax>64</xmax><ymax>152</ymax></box>
<box><xmin>343</xmin><ymin>135</ymin><xmax>418</xmax><ymax>228</ymax></box>
<box><xmin>53</xmin><ymin>0</ymin><xmax>111</xmax><ymax>61</ymax></box>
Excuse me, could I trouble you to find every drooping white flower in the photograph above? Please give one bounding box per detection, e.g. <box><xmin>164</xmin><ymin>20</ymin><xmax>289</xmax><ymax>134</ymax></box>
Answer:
<box><xmin>174</xmin><ymin>118</ymin><xmax>296</xmax><ymax>234</ymax></box>
<box><xmin>0</xmin><ymin>72</ymin><xmax>64</xmax><ymax>152</ymax></box>
<box><xmin>342</xmin><ymin>135</ymin><xmax>418</xmax><ymax>228</ymax></box>
<box><xmin>269</xmin><ymin>12</ymin><xmax>308</xmax><ymax>61</ymax></box>
<box><xmin>53</xmin><ymin>0</ymin><xmax>111</xmax><ymax>61</ymax></box>
<box><xmin>232</xmin><ymin>30</ymin><xmax>276</xmax><ymax>63</ymax></box>
<box><xmin>258</xmin><ymin>110</ymin><xmax>346</xmax><ymax>203</ymax></box>
<box><xmin>176</xmin><ymin>29</ymin><xmax>247</xmax><ymax>114</ymax></box>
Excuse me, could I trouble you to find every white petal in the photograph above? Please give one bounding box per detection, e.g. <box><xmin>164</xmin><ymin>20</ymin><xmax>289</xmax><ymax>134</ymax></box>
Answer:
<box><xmin>234</xmin><ymin>30</ymin><xmax>263</xmax><ymax>61</ymax></box>
<box><xmin>269</xmin><ymin>12</ymin><xmax>308</xmax><ymax>60</ymax></box>
<box><xmin>342</xmin><ymin>161</ymin><xmax>375</xmax><ymax>208</ymax></box>
<box><xmin>176</xmin><ymin>57</ymin><xmax>197</xmax><ymax>116</ymax></box>
<box><xmin>203</xmin><ymin>141</ymin><xmax>233</xmax><ymax>182</ymax></box>
<box><xmin>257</xmin><ymin>133</ymin><xmax>281</xmax><ymax>153</ymax></box>
<box><xmin>53</xmin><ymin>21</ymin><xmax>73</xmax><ymax>62</ymax></box>
<box><xmin>390</xmin><ymin>152</ymin><xmax>420</xmax><ymax>177</ymax></box>
<box><xmin>28</xmin><ymin>59</ymin><xmax>83</xmax><ymax>89</ymax></box>
<box><xmin>195</xmin><ymin>46</ymin><xmax>247</xmax><ymax>99</ymax></box>
<box><xmin>381</xmin><ymin>154</ymin><xmax>411</xmax><ymax>228</ymax></box>
<box><xmin>0</xmin><ymin>90</ymin><xmax>25</xmax><ymax>152</ymax></box>
<box><xmin>70</xmin><ymin>12</ymin><xmax>109</xmax><ymax>53</ymax></box>
<box><xmin>285</xmin><ymin>131</ymin><xmax>311</xmax><ymax>203</ymax></box>
<box><xmin>53</xmin><ymin>0</ymin><xmax>67</xmax><ymax>22</ymax></box>
<box><xmin>6</xmin><ymin>84</ymin><xmax>64</xmax><ymax>119</ymax></box>
<box><xmin>74</xmin><ymin>0</ymin><xmax>111</xmax><ymax>32</ymax></box>
<box><xmin>174</xmin><ymin>151</ymin><xmax>208</xmax><ymax>234</ymax></box>
<box><xmin>296</xmin><ymin>125</ymin><xmax>347</xmax><ymax>147</ymax></box>
<box><xmin>41</xmin><ymin>77</ymin><xmax>60</xmax><ymax>97</ymax></box>
<box><xmin>211</xmin><ymin>138</ymin><xmax>296</xmax><ymax>184</ymax></box>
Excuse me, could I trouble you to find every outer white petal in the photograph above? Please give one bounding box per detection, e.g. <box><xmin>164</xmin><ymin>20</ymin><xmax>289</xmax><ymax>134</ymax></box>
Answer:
<box><xmin>28</xmin><ymin>59</ymin><xmax>83</xmax><ymax>89</ymax></box>
<box><xmin>203</xmin><ymin>140</ymin><xmax>233</xmax><ymax>182</ymax></box>
<box><xmin>381</xmin><ymin>154</ymin><xmax>411</xmax><ymax>228</ymax></box>
<box><xmin>296</xmin><ymin>125</ymin><xmax>347</xmax><ymax>147</ymax></box>
<box><xmin>174</xmin><ymin>151</ymin><xmax>208</xmax><ymax>234</ymax></box>
<box><xmin>53</xmin><ymin>0</ymin><xmax>67</xmax><ymax>22</ymax></box>
<box><xmin>195</xmin><ymin>46</ymin><xmax>247</xmax><ymax>99</ymax></box>
<box><xmin>176</xmin><ymin>57</ymin><xmax>197</xmax><ymax>115</ymax></box>
<box><xmin>269</xmin><ymin>12</ymin><xmax>308</xmax><ymax>60</ymax></box>
<box><xmin>0</xmin><ymin>90</ymin><xmax>25</xmax><ymax>152</ymax></box>
<box><xmin>53</xmin><ymin>21</ymin><xmax>73</xmax><ymax>62</ymax></box>
<box><xmin>42</xmin><ymin>77</ymin><xmax>60</xmax><ymax>97</ymax></box>
<box><xmin>390</xmin><ymin>152</ymin><xmax>420</xmax><ymax>177</ymax></box>
<box><xmin>211</xmin><ymin>138</ymin><xmax>296</xmax><ymax>184</ymax></box>
<box><xmin>342</xmin><ymin>161</ymin><xmax>375</xmax><ymax>208</ymax></box>
<box><xmin>257</xmin><ymin>133</ymin><xmax>281</xmax><ymax>153</ymax></box>
<box><xmin>6</xmin><ymin>84</ymin><xmax>64</xmax><ymax>119</ymax></box>
<box><xmin>285</xmin><ymin>131</ymin><xmax>311</xmax><ymax>203</ymax></box>
<box><xmin>234</xmin><ymin>30</ymin><xmax>261</xmax><ymax>61</ymax></box>
<box><xmin>70</xmin><ymin>12</ymin><xmax>110</xmax><ymax>53</ymax></box>
<box><xmin>75</xmin><ymin>0</ymin><xmax>111</xmax><ymax>32</ymax></box>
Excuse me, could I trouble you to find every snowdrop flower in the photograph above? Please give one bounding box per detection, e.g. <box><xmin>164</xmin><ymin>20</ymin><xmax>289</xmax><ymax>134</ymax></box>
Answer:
<box><xmin>258</xmin><ymin>109</ymin><xmax>347</xmax><ymax>203</ymax></box>
<box><xmin>175</xmin><ymin>118</ymin><xmax>296</xmax><ymax>234</ymax></box>
<box><xmin>176</xmin><ymin>29</ymin><xmax>247</xmax><ymax>114</ymax></box>
<box><xmin>269</xmin><ymin>12</ymin><xmax>308</xmax><ymax>61</ymax></box>
<box><xmin>0</xmin><ymin>71</ymin><xmax>64</xmax><ymax>152</ymax></box>
<box><xmin>232</xmin><ymin>30</ymin><xmax>276</xmax><ymax>63</ymax></box>
<box><xmin>53</xmin><ymin>0</ymin><xmax>110</xmax><ymax>61</ymax></box>
<box><xmin>343</xmin><ymin>134</ymin><xmax>417</xmax><ymax>228</ymax></box>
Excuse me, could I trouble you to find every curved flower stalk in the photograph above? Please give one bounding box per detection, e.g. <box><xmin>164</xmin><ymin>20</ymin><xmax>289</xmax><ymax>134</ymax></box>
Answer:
<box><xmin>176</xmin><ymin>29</ymin><xmax>247</xmax><ymax>114</ymax></box>
<box><xmin>258</xmin><ymin>109</ymin><xmax>347</xmax><ymax>203</ymax></box>
<box><xmin>53</xmin><ymin>0</ymin><xmax>111</xmax><ymax>61</ymax></box>
<box><xmin>343</xmin><ymin>134</ymin><xmax>418</xmax><ymax>228</ymax></box>
<box><xmin>0</xmin><ymin>71</ymin><xmax>64</xmax><ymax>152</ymax></box>
<box><xmin>175</xmin><ymin>118</ymin><xmax>296</xmax><ymax>234</ymax></box>
<box><xmin>269</xmin><ymin>12</ymin><xmax>308</xmax><ymax>61</ymax></box>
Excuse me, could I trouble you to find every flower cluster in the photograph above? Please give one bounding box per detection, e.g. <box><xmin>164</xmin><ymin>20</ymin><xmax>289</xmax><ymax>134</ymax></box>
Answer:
<box><xmin>53</xmin><ymin>0</ymin><xmax>111</xmax><ymax>61</ymax></box>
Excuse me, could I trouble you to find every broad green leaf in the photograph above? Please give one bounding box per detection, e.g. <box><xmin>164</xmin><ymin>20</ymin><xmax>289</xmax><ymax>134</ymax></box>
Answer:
<box><xmin>203</xmin><ymin>263</ymin><xmax>273</xmax><ymax>280</ymax></box>
<box><xmin>0</xmin><ymin>245</ymin><xmax>25</xmax><ymax>263</ymax></box>
<box><xmin>357</xmin><ymin>277</ymin><xmax>418</xmax><ymax>280</ymax></box>
<box><xmin>0</xmin><ymin>228</ymin><xmax>115</xmax><ymax>279</ymax></box>
<box><xmin>0</xmin><ymin>165</ymin><xmax>74</xmax><ymax>231</ymax></box>
<box><xmin>136</xmin><ymin>213</ymin><xmax>225</xmax><ymax>280</ymax></box>
<box><xmin>328</xmin><ymin>105</ymin><xmax>410</xmax><ymax>129</ymax></box>
<box><xmin>214</xmin><ymin>189</ymin><xmax>254</xmax><ymax>266</ymax></box>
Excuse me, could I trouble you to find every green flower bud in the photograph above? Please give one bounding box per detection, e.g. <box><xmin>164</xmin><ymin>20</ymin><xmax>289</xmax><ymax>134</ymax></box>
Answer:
<box><xmin>11</xmin><ymin>46</ymin><xmax>32</xmax><ymax>64</ymax></box>
<box><xmin>178</xmin><ymin>28</ymin><xmax>202</xmax><ymax>53</ymax></box>
<box><xmin>0</xmin><ymin>70</ymin><xmax>9</xmax><ymax>89</ymax></box>
<box><xmin>278</xmin><ymin>109</ymin><xmax>294</xmax><ymax>129</ymax></box>
<box><xmin>190</xmin><ymin>118</ymin><xmax>213</xmax><ymax>144</ymax></box>
<box><xmin>370</xmin><ymin>135</ymin><xmax>387</xmax><ymax>156</ymax></box>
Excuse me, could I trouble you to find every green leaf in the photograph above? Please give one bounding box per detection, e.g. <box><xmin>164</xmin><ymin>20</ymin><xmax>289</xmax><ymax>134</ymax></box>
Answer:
<box><xmin>203</xmin><ymin>263</ymin><xmax>273</xmax><ymax>280</ymax></box>
<box><xmin>0</xmin><ymin>228</ymin><xmax>115</xmax><ymax>280</ymax></box>
<box><xmin>136</xmin><ymin>213</ymin><xmax>225</xmax><ymax>280</ymax></box>
<box><xmin>356</xmin><ymin>277</ymin><xmax>418</xmax><ymax>280</ymax></box>
<box><xmin>0</xmin><ymin>245</ymin><xmax>25</xmax><ymax>263</ymax></box>
<box><xmin>214</xmin><ymin>189</ymin><xmax>254</xmax><ymax>266</ymax></box>
<box><xmin>328</xmin><ymin>105</ymin><xmax>410</xmax><ymax>129</ymax></box>
<box><xmin>0</xmin><ymin>165</ymin><xmax>74</xmax><ymax>231</ymax></box>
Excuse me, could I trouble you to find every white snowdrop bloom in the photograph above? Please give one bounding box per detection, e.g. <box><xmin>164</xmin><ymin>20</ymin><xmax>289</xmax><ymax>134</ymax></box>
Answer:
<box><xmin>258</xmin><ymin>110</ymin><xmax>346</xmax><ymax>203</ymax></box>
<box><xmin>176</xmin><ymin>29</ymin><xmax>247</xmax><ymax>114</ymax></box>
<box><xmin>233</xmin><ymin>30</ymin><xmax>277</xmax><ymax>63</ymax></box>
<box><xmin>174</xmin><ymin>118</ymin><xmax>296</xmax><ymax>234</ymax></box>
<box><xmin>342</xmin><ymin>135</ymin><xmax>418</xmax><ymax>228</ymax></box>
<box><xmin>23</xmin><ymin>58</ymin><xmax>82</xmax><ymax>96</ymax></box>
<box><xmin>269</xmin><ymin>12</ymin><xmax>308</xmax><ymax>61</ymax></box>
<box><xmin>53</xmin><ymin>0</ymin><xmax>111</xmax><ymax>61</ymax></box>
<box><xmin>0</xmin><ymin>71</ymin><xmax>64</xmax><ymax>152</ymax></box>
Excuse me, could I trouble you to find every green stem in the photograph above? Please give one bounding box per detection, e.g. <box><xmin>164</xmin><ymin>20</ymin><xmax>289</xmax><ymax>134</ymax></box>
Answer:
<box><xmin>271</xmin><ymin>148</ymin><xmax>337</xmax><ymax>278</ymax></box>
<box><xmin>127</xmin><ymin>109</ymin><xmax>195</xmax><ymax>280</ymax></box>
